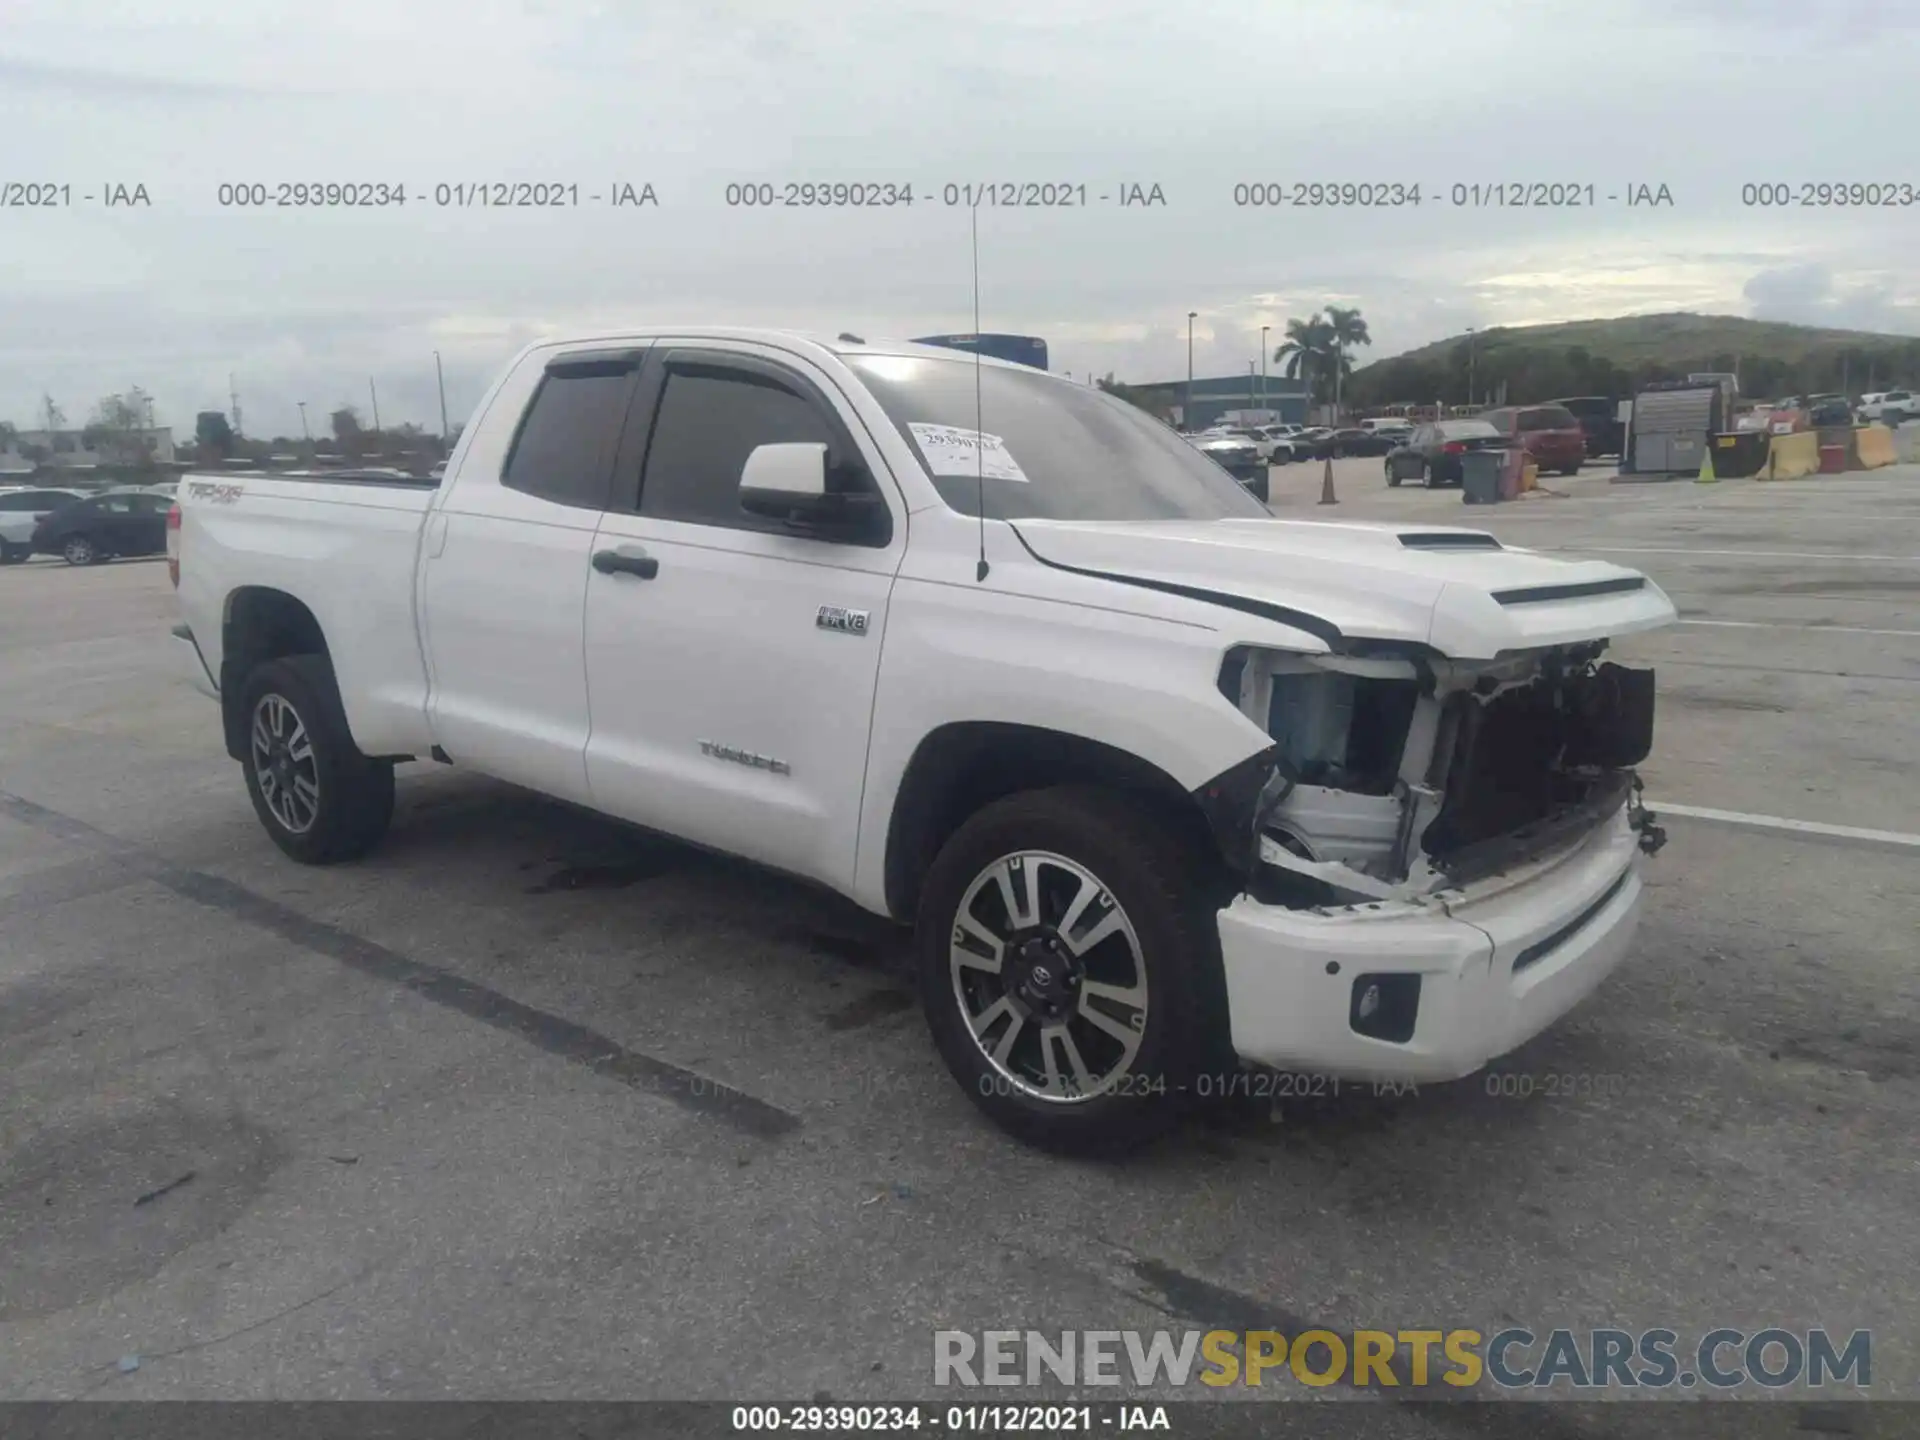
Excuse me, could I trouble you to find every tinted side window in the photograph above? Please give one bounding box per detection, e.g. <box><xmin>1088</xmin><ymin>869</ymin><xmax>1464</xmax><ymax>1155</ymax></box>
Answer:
<box><xmin>0</xmin><ymin>493</ymin><xmax>42</xmax><ymax>511</ymax></box>
<box><xmin>501</xmin><ymin>363</ymin><xmax>636</xmax><ymax>511</ymax></box>
<box><xmin>98</xmin><ymin>497</ymin><xmax>134</xmax><ymax>514</ymax></box>
<box><xmin>1520</xmin><ymin>407</ymin><xmax>1577</xmax><ymax>431</ymax></box>
<box><xmin>637</xmin><ymin>369</ymin><xmax>838</xmax><ymax>531</ymax></box>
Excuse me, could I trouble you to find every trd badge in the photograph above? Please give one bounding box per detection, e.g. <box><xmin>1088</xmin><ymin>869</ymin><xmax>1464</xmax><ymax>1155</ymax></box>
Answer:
<box><xmin>816</xmin><ymin>606</ymin><xmax>871</xmax><ymax>636</ymax></box>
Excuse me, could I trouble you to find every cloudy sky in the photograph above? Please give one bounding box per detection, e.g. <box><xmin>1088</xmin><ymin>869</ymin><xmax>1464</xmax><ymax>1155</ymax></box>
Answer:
<box><xmin>2</xmin><ymin>0</ymin><xmax>1916</xmax><ymax>439</ymax></box>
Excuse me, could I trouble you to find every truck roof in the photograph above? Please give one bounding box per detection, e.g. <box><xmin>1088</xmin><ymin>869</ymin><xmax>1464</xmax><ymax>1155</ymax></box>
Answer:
<box><xmin>515</xmin><ymin>327</ymin><xmax>1053</xmax><ymax>374</ymax></box>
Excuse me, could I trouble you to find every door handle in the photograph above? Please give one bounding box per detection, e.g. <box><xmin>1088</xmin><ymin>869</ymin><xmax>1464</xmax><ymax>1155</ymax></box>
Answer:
<box><xmin>592</xmin><ymin>547</ymin><xmax>658</xmax><ymax>579</ymax></box>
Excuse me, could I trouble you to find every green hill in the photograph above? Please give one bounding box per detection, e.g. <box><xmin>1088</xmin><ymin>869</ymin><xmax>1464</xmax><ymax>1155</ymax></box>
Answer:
<box><xmin>1347</xmin><ymin>311</ymin><xmax>1920</xmax><ymax>408</ymax></box>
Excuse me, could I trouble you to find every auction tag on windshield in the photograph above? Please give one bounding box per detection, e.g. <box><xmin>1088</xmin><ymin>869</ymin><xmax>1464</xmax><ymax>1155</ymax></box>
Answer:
<box><xmin>907</xmin><ymin>423</ymin><xmax>1030</xmax><ymax>482</ymax></box>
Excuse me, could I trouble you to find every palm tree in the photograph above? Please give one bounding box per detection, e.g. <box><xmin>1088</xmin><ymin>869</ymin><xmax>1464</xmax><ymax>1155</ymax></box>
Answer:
<box><xmin>1324</xmin><ymin>306</ymin><xmax>1371</xmax><ymax>415</ymax></box>
<box><xmin>1274</xmin><ymin>315</ymin><xmax>1338</xmax><ymax>413</ymax></box>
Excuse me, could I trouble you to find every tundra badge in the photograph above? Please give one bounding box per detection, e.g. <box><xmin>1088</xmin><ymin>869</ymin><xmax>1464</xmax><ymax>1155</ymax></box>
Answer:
<box><xmin>816</xmin><ymin>605</ymin><xmax>870</xmax><ymax>636</ymax></box>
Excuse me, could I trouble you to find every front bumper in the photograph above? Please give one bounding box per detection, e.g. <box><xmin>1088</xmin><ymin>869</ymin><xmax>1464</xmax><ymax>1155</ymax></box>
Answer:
<box><xmin>171</xmin><ymin>623</ymin><xmax>220</xmax><ymax>701</ymax></box>
<box><xmin>1216</xmin><ymin>805</ymin><xmax>1643</xmax><ymax>1081</ymax></box>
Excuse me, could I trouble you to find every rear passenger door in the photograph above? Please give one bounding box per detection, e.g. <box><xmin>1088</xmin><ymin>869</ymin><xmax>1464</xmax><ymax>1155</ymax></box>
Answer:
<box><xmin>125</xmin><ymin>492</ymin><xmax>173</xmax><ymax>553</ymax></box>
<box><xmin>418</xmin><ymin>346</ymin><xmax>645</xmax><ymax>805</ymax></box>
<box><xmin>582</xmin><ymin>343</ymin><xmax>907</xmax><ymax>891</ymax></box>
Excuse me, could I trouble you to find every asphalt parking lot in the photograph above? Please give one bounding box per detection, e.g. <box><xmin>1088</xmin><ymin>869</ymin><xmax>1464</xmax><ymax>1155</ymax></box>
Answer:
<box><xmin>3</xmin><ymin>466</ymin><xmax>1917</xmax><ymax>1430</ymax></box>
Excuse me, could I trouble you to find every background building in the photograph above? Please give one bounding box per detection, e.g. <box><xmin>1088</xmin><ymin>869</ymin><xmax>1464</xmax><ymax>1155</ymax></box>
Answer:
<box><xmin>0</xmin><ymin>426</ymin><xmax>177</xmax><ymax>473</ymax></box>
<box><xmin>1127</xmin><ymin>375</ymin><xmax>1308</xmax><ymax>428</ymax></box>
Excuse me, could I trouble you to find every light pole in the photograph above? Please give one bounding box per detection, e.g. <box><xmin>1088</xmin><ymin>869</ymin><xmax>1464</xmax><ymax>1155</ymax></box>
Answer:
<box><xmin>369</xmin><ymin>379</ymin><xmax>381</xmax><ymax>434</ymax></box>
<box><xmin>1465</xmin><ymin>326</ymin><xmax>1477</xmax><ymax>410</ymax></box>
<box><xmin>434</xmin><ymin>350</ymin><xmax>450</xmax><ymax>440</ymax></box>
<box><xmin>297</xmin><ymin>402</ymin><xmax>310</xmax><ymax>441</ymax></box>
<box><xmin>1260</xmin><ymin>325</ymin><xmax>1270</xmax><ymax>414</ymax></box>
<box><xmin>1186</xmin><ymin>311</ymin><xmax>1198</xmax><ymax>429</ymax></box>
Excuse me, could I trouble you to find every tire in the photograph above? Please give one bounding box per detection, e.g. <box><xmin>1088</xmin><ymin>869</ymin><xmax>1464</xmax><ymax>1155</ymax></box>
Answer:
<box><xmin>1246</xmin><ymin>472</ymin><xmax>1270</xmax><ymax>503</ymax></box>
<box><xmin>1560</xmin><ymin>464</ymin><xmax>1581</xmax><ymax>477</ymax></box>
<box><xmin>61</xmin><ymin>534</ymin><xmax>103</xmax><ymax>566</ymax></box>
<box><xmin>0</xmin><ymin>542</ymin><xmax>25</xmax><ymax>565</ymax></box>
<box><xmin>239</xmin><ymin>654</ymin><xmax>395</xmax><ymax>864</ymax></box>
<box><xmin>916</xmin><ymin>785</ymin><xmax>1229</xmax><ymax>1155</ymax></box>
<box><xmin>1420</xmin><ymin>461</ymin><xmax>1435</xmax><ymax>489</ymax></box>
<box><xmin>1386</xmin><ymin>460</ymin><xmax>1401</xmax><ymax>488</ymax></box>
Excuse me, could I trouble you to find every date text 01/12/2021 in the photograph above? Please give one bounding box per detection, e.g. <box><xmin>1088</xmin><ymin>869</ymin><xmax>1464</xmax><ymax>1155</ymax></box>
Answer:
<box><xmin>210</xmin><ymin>182</ymin><xmax>659</xmax><ymax>208</ymax></box>
<box><xmin>722</xmin><ymin>182</ymin><xmax>1167</xmax><ymax>207</ymax></box>
<box><xmin>1228</xmin><ymin>181</ymin><xmax>1676</xmax><ymax>207</ymax></box>
<box><xmin>972</xmin><ymin>1069</ymin><xmax>1631</xmax><ymax>1102</ymax></box>
<box><xmin>730</xmin><ymin>1404</ymin><xmax>1168</xmax><ymax>1432</ymax></box>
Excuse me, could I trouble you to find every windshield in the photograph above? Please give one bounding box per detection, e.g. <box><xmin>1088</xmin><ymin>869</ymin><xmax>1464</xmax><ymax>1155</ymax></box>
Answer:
<box><xmin>847</xmin><ymin>353</ymin><xmax>1271</xmax><ymax>522</ymax></box>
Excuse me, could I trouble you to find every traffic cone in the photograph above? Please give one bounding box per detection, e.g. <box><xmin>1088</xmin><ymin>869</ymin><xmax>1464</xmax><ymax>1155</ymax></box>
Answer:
<box><xmin>1695</xmin><ymin>449</ymin><xmax>1718</xmax><ymax>483</ymax></box>
<box><xmin>1319</xmin><ymin>455</ymin><xmax>1337</xmax><ymax>504</ymax></box>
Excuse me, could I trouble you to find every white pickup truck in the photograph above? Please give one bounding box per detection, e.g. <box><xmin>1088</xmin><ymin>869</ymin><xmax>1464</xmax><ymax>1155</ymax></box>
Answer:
<box><xmin>170</xmin><ymin>328</ymin><xmax>1674</xmax><ymax>1153</ymax></box>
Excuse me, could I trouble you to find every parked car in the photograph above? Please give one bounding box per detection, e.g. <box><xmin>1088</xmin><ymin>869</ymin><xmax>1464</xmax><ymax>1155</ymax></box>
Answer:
<box><xmin>1547</xmin><ymin>396</ymin><xmax>1624</xmax><ymax>458</ymax></box>
<box><xmin>1241</xmin><ymin>426</ymin><xmax>1298</xmax><ymax>464</ymax></box>
<box><xmin>1478</xmin><ymin>404</ymin><xmax>1587</xmax><ymax>476</ymax></box>
<box><xmin>1297</xmin><ymin>427</ymin><xmax>1393</xmax><ymax>460</ymax></box>
<box><xmin>1383</xmin><ymin>419</ymin><xmax>1509</xmax><ymax>487</ymax></box>
<box><xmin>1858</xmin><ymin>390</ymin><xmax>1914</xmax><ymax>425</ymax></box>
<box><xmin>169</xmin><ymin>327</ymin><xmax>1674</xmax><ymax>1153</ymax></box>
<box><xmin>1806</xmin><ymin>395</ymin><xmax>1854</xmax><ymax>428</ymax></box>
<box><xmin>0</xmin><ymin>486</ymin><xmax>83</xmax><ymax>563</ymax></box>
<box><xmin>1359</xmin><ymin>419</ymin><xmax>1413</xmax><ymax>444</ymax></box>
<box><xmin>30</xmin><ymin>486</ymin><xmax>174</xmax><ymax>565</ymax></box>
<box><xmin>1189</xmin><ymin>432</ymin><xmax>1269</xmax><ymax>500</ymax></box>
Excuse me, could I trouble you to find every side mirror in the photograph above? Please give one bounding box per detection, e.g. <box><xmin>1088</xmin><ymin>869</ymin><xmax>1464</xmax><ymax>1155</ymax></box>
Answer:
<box><xmin>738</xmin><ymin>441</ymin><xmax>885</xmax><ymax>540</ymax></box>
<box><xmin>739</xmin><ymin>442</ymin><xmax>829</xmax><ymax>519</ymax></box>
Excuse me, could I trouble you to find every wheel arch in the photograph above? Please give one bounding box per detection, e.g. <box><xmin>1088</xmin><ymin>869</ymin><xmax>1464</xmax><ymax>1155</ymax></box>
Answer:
<box><xmin>219</xmin><ymin>587</ymin><xmax>331</xmax><ymax>761</ymax></box>
<box><xmin>881</xmin><ymin>721</ymin><xmax>1228</xmax><ymax>924</ymax></box>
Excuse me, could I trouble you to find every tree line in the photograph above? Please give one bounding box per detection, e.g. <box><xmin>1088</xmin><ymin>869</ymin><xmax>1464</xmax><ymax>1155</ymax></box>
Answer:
<box><xmin>1344</xmin><ymin>334</ymin><xmax>1920</xmax><ymax>410</ymax></box>
<box><xmin>1092</xmin><ymin>311</ymin><xmax>1920</xmax><ymax>423</ymax></box>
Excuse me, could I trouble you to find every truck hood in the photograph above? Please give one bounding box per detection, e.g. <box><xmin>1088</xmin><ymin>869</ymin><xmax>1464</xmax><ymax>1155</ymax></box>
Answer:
<box><xmin>1009</xmin><ymin>516</ymin><xmax>1676</xmax><ymax>659</ymax></box>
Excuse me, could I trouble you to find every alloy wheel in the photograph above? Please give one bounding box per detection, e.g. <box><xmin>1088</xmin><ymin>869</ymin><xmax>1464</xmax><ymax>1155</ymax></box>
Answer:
<box><xmin>250</xmin><ymin>692</ymin><xmax>320</xmax><ymax>834</ymax></box>
<box><xmin>948</xmin><ymin>850</ymin><xmax>1149</xmax><ymax>1103</ymax></box>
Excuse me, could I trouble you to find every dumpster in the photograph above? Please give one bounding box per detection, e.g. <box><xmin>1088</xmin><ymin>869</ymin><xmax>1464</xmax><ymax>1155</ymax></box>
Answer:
<box><xmin>1462</xmin><ymin>448</ymin><xmax>1506</xmax><ymax>504</ymax></box>
<box><xmin>1710</xmin><ymin>430</ymin><xmax>1770</xmax><ymax>479</ymax></box>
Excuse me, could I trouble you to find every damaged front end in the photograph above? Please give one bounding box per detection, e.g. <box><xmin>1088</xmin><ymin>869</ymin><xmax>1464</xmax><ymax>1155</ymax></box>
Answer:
<box><xmin>1195</xmin><ymin>642</ymin><xmax>1667</xmax><ymax>911</ymax></box>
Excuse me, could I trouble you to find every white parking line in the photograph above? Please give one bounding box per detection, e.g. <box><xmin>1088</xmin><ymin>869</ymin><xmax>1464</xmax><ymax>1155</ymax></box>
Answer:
<box><xmin>1650</xmin><ymin>802</ymin><xmax>1920</xmax><ymax>850</ymax></box>
<box><xmin>1557</xmin><ymin>546</ymin><xmax>1920</xmax><ymax>563</ymax></box>
<box><xmin>1676</xmin><ymin>619</ymin><xmax>1920</xmax><ymax>638</ymax></box>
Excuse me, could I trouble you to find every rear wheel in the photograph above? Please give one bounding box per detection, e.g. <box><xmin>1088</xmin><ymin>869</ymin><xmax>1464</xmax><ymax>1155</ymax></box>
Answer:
<box><xmin>240</xmin><ymin>654</ymin><xmax>394</xmax><ymax>864</ymax></box>
<box><xmin>0</xmin><ymin>542</ymin><xmax>26</xmax><ymax>565</ymax></box>
<box><xmin>1386</xmin><ymin>460</ymin><xmax>1401</xmax><ymax>488</ymax></box>
<box><xmin>1421</xmin><ymin>460</ymin><xmax>1436</xmax><ymax>488</ymax></box>
<box><xmin>917</xmin><ymin>786</ymin><xmax>1228</xmax><ymax>1155</ymax></box>
<box><xmin>61</xmin><ymin>534</ymin><xmax>103</xmax><ymax>566</ymax></box>
<box><xmin>1246</xmin><ymin>471</ymin><xmax>1270</xmax><ymax>503</ymax></box>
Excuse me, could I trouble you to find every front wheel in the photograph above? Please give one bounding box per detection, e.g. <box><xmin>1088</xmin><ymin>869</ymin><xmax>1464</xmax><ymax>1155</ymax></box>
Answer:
<box><xmin>61</xmin><ymin>534</ymin><xmax>103</xmax><ymax>566</ymax></box>
<box><xmin>240</xmin><ymin>654</ymin><xmax>395</xmax><ymax>864</ymax></box>
<box><xmin>1386</xmin><ymin>461</ymin><xmax>1401</xmax><ymax>488</ymax></box>
<box><xmin>1421</xmin><ymin>461</ymin><xmax>1436</xmax><ymax>488</ymax></box>
<box><xmin>917</xmin><ymin>786</ymin><xmax>1228</xmax><ymax>1154</ymax></box>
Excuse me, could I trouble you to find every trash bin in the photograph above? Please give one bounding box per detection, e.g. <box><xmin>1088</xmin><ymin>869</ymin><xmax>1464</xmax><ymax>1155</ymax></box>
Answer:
<box><xmin>1461</xmin><ymin>449</ymin><xmax>1506</xmax><ymax>504</ymax></box>
<box><xmin>1710</xmin><ymin>430</ymin><xmax>1770</xmax><ymax>479</ymax></box>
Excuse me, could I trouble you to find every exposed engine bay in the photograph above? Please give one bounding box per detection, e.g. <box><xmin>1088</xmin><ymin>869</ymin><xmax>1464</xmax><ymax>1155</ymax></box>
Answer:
<box><xmin>1201</xmin><ymin>642</ymin><xmax>1666</xmax><ymax>910</ymax></box>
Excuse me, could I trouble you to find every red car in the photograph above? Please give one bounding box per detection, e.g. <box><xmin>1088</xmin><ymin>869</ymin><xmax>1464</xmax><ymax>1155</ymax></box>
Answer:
<box><xmin>1478</xmin><ymin>404</ymin><xmax>1587</xmax><ymax>476</ymax></box>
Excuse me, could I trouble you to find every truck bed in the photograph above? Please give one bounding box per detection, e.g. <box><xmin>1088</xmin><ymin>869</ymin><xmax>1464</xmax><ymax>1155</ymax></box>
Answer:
<box><xmin>175</xmin><ymin>471</ymin><xmax>440</xmax><ymax>758</ymax></box>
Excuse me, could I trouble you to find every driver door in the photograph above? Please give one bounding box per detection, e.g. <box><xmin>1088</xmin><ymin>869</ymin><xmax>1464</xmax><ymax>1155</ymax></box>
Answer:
<box><xmin>582</xmin><ymin>344</ymin><xmax>908</xmax><ymax>891</ymax></box>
